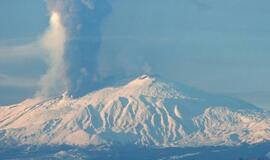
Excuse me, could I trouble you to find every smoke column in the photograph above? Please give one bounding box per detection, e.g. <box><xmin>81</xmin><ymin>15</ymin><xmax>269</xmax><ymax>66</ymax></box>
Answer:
<box><xmin>46</xmin><ymin>0</ymin><xmax>111</xmax><ymax>97</ymax></box>
<box><xmin>37</xmin><ymin>11</ymin><xmax>68</xmax><ymax>98</ymax></box>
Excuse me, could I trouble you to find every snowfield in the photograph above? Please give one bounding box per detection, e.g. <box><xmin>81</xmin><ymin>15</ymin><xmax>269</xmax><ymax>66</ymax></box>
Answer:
<box><xmin>0</xmin><ymin>75</ymin><xmax>270</xmax><ymax>147</ymax></box>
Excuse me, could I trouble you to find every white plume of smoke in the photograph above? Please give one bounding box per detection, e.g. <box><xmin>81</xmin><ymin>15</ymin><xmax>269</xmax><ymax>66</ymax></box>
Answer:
<box><xmin>36</xmin><ymin>11</ymin><xmax>69</xmax><ymax>98</ymax></box>
<box><xmin>45</xmin><ymin>0</ymin><xmax>111</xmax><ymax>97</ymax></box>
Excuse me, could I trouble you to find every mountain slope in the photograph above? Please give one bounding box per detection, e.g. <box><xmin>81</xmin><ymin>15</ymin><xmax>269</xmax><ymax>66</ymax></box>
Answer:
<box><xmin>0</xmin><ymin>75</ymin><xmax>269</xmax><ymax>147</ymax></box>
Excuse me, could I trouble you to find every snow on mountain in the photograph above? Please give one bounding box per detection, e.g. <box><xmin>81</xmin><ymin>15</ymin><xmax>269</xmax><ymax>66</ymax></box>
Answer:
<box><xmin>0</xmin><ymin>75</ymin><xmax>270</xmax><ymax>147</ymax></box>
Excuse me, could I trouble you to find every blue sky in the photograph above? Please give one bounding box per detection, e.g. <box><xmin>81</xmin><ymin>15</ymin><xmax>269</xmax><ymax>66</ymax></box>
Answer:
<box><xmin>0</xmin><ymin>0</ymin><xmax>270</xmax><ymax>109</ymax></box>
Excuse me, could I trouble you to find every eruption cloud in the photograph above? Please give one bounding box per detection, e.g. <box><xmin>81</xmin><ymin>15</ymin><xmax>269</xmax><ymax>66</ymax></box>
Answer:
<box><xmin>37</xmin><ymin>11</ymin><xmax>69</xmax><ymax>98</ymax></box>
<box><xmin>44</xmin><ymin>0</ymin><xmax>111</xmax><ymax>97</ymax></box>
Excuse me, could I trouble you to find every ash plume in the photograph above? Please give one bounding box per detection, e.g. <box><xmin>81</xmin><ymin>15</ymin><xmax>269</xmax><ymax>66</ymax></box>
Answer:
<box><xmin>45</xmin><ymin>0</ymin><xmax>111</xmax><ymax>97</ymax></box>
<box><xmin>37</xmin><ymin>11</ymin><xmax>68</xmax><ymax>98</ymax></box>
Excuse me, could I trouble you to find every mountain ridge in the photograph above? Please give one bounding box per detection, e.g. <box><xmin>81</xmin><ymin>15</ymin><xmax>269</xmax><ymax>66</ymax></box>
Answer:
<box><xmin>0</xmin><ymin>75</ymin><xmax>269</xmax><ymax>147</ymax></box>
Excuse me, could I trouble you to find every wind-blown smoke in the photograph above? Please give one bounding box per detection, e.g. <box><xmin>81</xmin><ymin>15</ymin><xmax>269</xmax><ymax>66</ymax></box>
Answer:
<box><xmin>37</xmin><ymin>11</ymin><xmax>68</xmax><ymax>98</ymax></box>
<box><xmin>46</xmin><ymin>0</ymin><xmax>111</xmax><ymax>97</ymax></box>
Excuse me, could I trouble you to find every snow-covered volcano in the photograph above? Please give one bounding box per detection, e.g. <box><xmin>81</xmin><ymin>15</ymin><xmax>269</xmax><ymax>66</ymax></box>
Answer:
<box><xmin>0</xmin><ymin>75</ymin><xmax>270</xmax><ymax>147</ymax></box>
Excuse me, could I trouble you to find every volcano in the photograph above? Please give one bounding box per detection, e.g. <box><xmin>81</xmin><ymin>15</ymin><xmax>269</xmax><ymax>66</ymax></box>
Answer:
<box><xmin>0</xmin><ymin>75</ymin><xmax>270</xmax><ymax>148</ymax></box>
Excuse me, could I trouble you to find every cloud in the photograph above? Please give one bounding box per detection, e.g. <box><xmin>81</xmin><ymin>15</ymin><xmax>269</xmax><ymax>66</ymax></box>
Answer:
<box><xmin>46</xmin><ymin>0</ymin><xmax>112</xmax><ymax>97</ymax></box>
<box><xmin>1</xmin><ymin>0</ymin><xmax>107</xmax><ymax>99</ymax></box>
<box><xmin>0</xmin><ymin>74</ymin><xmax>39</xmax><ymax>88</ymax></box>
<box><xmin>0</xmin><ymin>42</ymin><xmax>45</xmax><ymax>62</ymax></box>
<box><xmin>36</xmin><ymin>11</ymin><xmax>69</xmax><ymax>98</ymax></box>
<box><xmin>0</xmin><ymin>10</ymin><xmax>69</xmax><ymax>99</ymax></box>
<box><xmin>0</xmin><ymin>0</ymin><xmax>149</xmax><ymax>100</ymax></box>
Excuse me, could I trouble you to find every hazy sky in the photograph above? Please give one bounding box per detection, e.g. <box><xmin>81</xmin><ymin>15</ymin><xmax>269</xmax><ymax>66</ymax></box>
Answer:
<box><xmin>0</xmin><ymin>0</ymin><xmax>270</xmax><ymax>109</ymax></box>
